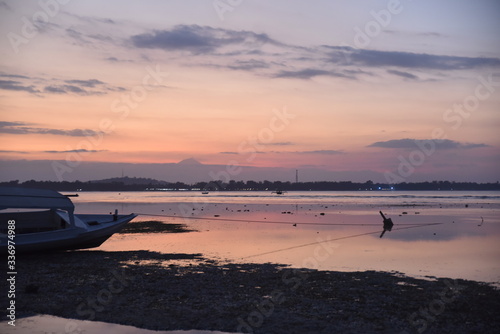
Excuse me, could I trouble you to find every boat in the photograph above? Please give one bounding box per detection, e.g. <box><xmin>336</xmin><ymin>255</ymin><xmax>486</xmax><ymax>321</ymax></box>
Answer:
<box><xmin>272</xmin><ymin>190</ymin><xmax>286</xmax><ymax>195</ymax></box>
<box><xmin>0</xmin><ymin>187</ymin><xmax>137</xmax><ymax>253</ymax></box>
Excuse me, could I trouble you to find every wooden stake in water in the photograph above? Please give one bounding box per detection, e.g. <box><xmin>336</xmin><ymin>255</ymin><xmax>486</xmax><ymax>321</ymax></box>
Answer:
<box><xmin>379</xmin><ymin>211</ymin><xmax>394</xmax><ymax>238</ymax></box>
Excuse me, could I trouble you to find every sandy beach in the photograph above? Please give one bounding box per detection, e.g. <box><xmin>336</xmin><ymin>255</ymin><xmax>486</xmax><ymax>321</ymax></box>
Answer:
<box><xmin>2</xmin><ymin>219</ymin><xmax>500</xmax><ymax>334</ymax></box>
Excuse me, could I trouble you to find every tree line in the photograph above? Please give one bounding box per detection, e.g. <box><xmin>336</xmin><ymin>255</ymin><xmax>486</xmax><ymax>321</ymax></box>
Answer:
<box><xmin>1</xmin><ymin>178</ymin><xmax>499</xmax><ymax>191</ymax></box>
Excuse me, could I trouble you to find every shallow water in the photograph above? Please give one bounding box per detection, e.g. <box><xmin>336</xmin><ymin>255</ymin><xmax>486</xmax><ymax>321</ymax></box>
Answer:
<box><xmin>0</xmin><ymin>315</ymin><xmax>233</xmax><ymax>334</ymax></box>
<box><xmin>72</xmin><ymin>191</ymin><xmax>500</xmax><ymax>284</ymax></box>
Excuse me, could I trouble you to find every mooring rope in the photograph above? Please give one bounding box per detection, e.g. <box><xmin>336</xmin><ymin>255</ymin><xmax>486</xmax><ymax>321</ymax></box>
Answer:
<box><xmin>134</xmin><ymin>212</ymin><xmax>435</xmax><ymax>227</ymax></box>
<box><xmin>242</xmin><ymin>222</ymin><xmax>444</xmax><ymax>259</ymax></box>
<box><xmin>134</xmin><ymin>212</ymin><xmax>444</xmax><ymax>259</ymax></box>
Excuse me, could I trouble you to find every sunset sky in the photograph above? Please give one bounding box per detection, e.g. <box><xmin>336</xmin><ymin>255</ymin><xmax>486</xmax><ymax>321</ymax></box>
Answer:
<box><xmin>1</xmin><ymin>0</ymin><xmax>499</xmax><ymax>183</ymax></box>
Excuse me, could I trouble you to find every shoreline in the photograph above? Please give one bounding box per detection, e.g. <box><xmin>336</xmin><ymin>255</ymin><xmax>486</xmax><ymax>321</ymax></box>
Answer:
<box><xmin>2</xmin><ymin>250</ymin><xmax>499</xmax><ymax>333</ymax></box>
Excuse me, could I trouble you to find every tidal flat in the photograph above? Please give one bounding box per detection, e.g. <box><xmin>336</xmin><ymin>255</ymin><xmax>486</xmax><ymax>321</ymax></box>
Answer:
<box><xmin>1</xmin><ymin>248</ymin><xmax>499</xmax><ymax>334</ymax></box>
<box><xmin>2</xmin><ymin>191</ymin><xmax>499</xmax><ymax>333</ymax></box>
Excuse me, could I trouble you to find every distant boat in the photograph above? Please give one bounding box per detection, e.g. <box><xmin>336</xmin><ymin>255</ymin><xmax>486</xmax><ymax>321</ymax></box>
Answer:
<box><xmin>0</xmin><ymin>187</ymin><xmax>136</xmax><ymax>253</ymax></box>
<box><xmin>272</xmin><ymin>190</ymin><xmax>286</xmax><ymax>195</ymax></box>
<box><xmin>201</xmin><ymin>191</ymin><xmax>209</xmax><ymax>194</ymax></box>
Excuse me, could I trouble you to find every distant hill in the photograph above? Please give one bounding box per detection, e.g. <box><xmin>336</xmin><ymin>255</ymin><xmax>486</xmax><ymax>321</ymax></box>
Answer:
<box><xmin>89</xmin><ymin>176</ymin><xmax>168</xmax><ymax>185</ymax></box>
<box><xmin>3</xmin><ymin>159</ymin><xmax>498</xmax><ymax>184</ymax></box>
<box><xmin>177</xmin><ymin>158</ymin><xmax>203</xmax><ymax>165</ymax></box>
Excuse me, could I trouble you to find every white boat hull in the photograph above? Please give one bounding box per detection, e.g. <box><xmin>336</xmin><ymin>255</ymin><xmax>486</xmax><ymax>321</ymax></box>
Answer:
<box><xmin>1</xmin><ymin>213</ymin><xmax>136</xmax><ymax>253</ymax></box>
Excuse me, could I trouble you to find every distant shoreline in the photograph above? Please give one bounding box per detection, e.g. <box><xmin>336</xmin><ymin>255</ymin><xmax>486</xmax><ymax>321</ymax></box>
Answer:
<box><xmin>2</xmin><ymin>178</ymin><xmax>500</xmax><ymax>192</ymax></box>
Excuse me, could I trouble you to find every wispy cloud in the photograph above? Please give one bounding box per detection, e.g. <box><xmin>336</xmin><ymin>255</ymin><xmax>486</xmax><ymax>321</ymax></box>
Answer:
<box><xmin>387</xmin><ymin>69</ymin><xmax>419</xmax><ymax>80</ymax></box>
<box><xmin>0</xmin><ymin>73</ymin><xmax>30</xmax><ymax>79</ymax></box>
<box><xmin>56</xmin><ymin>11</ymin><xmax>119</xmax><ymax>47</ymax></box>
<box><xmin>66</xmin><ymin>28</ymin><xmax>104</xmax><ymax>45</ymax></box>
<box><xmin>0</xmin><ymin>149</ymin><xmax>29</xmax><ymax>154</ymax></box>
<box><xmin>43</xmin><ymin>84</ymin><xmax>107</xmax><ymax>95</ymax></box>
<box><xmin>131</xmin><ymin>25</ymin><xmax>277</xmax><ymax>55</ymax></box>
<box><xmin>44</xmin><ymin>149</ymin><xmax>107</xmax><ymax>153</ymax></box>
<box><xmin>0</xmin><ymin>121</ymin><xmax>103</xmax><ymax>137</ymax></box>
<box><xmin>0</xmin><ymin>73</ymin><xmax>122</xmax><ymax>95</ymax></box>
<box><xmin>104</xmin><ymin>57</ymin><xmax>133</xmax><ymax>63</ymax></box>
<box><xmin>62</xmin><ymin>11</ymin><xmax>117</xmax><ymax>25</ymax></box>
<box><xmin>417</xmin><ymin>31</ymin><xmax>446</xmax><ymax>38</ymax></box>
<box><xmin>274</xmin><ymin>69</ymin><xmax>352</xmax><ymax>80</ymax></box>
<box><xmin>0</xmin><ymin>121</ymin><xmax>28</xmax><ymax>127</ymax></box>
<box><xmin>0</xmin><ymin>80</ymin><xmax>40</xmax><ymax>94</ymax></box>
<box><xmin>220</xmin><ymin>149</ymin><xmax>344</xmax><ymax>155</ymax></box>
<box><xmin>44</xmin><ymin>84</ymin><xmax>93</xmax><ymax>95</ymax></box>
<box><xmin>383</xmin><ymin>29</ymin><xmax>447</xmax><ymax>38</ymax></box>
<box><xmin>261</xmin><ymin>142</ymin><xmax>294</xmax><ymax>146</ymax></box>
<box><xmin>226</xmin><ymin>59</ymin><xmax>269</xmax><ymax>71</ymax></box>
<box><xmin>0</xmin><ymin>1</ymin><xmax>11</xmax><ymax>11</ymax></box>
<box><xmin>296</xmin><ymin>150</ymin><xmax>345</xmax><ymax>155</ymax></box>
<box><xmin>343</xmin><ymin>48</ymin><xmax>500</xmax><ymax>70</ymax></box>
<box><xmin>368</xmin><ymin>138</ymin><xmax>488</xmax><ymax>150</ymax></box>
<box><xmin>65</xmin><ymin>79</ymin><xmax>105</xmax><ymax>87</ymax></box>
<box><xmin>220</xmin><ymin>151</ymin><xmax>267</xmax><ymax>155</ymax></box>
<box><xmin>130</xmin><ymin>26</ymin><xmax>500</xmax><ymax>81</ymax></box>
<box><xmin>13</xmin><ymin>19</ymin><xmax>494</xmax><ymax>85</ymax></box>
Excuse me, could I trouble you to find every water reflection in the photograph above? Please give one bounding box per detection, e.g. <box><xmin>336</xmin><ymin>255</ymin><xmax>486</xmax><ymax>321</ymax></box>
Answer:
<box><xmin>1</xmin><ymin>309</ymin><xmax>234</xmax><ymax>334</ymax></box>
<box><xmin>70</xmin><ymin>191</ymin><xmax>500</xmax><ymax>284</ymax></box>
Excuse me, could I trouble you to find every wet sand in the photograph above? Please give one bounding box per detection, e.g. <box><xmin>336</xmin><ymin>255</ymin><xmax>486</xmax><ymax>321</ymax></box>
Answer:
<box><xmin>2</xmin><ymin>247</ymin><xmax>499</xmax><ymax>333</ymax></box>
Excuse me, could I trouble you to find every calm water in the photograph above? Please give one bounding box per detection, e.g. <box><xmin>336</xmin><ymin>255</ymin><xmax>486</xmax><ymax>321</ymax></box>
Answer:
<box><xmin>72</xmin><ymin>191</ymin><xmax>500</xmax><ymax>284</ymax></box>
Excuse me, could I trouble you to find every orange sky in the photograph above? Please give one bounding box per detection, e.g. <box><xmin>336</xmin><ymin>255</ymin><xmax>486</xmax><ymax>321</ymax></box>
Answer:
<box><xmin>1</xmin><ymin>0</ymin><xmax>499</xmax><ymax>182</ymax></box>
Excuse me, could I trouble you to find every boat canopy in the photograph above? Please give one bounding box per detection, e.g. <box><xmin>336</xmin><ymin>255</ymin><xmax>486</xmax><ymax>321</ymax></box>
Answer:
<box><xmin>0</xmin><ymin>187</ymin><xmax>75</xmax><ymax>212</ymax></box>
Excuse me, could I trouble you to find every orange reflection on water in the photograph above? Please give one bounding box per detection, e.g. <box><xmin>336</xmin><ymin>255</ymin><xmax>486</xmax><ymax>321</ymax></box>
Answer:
<box><xmin>95</xmin><ymin>205</ymin><xmax>500</xmax><ymax>284</ymax></box>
